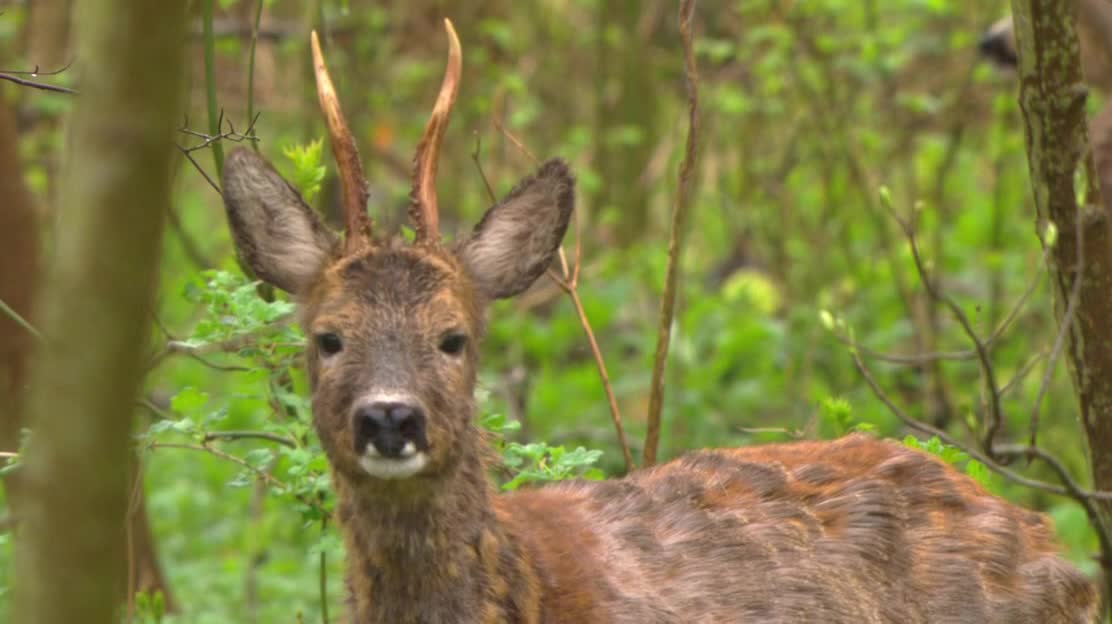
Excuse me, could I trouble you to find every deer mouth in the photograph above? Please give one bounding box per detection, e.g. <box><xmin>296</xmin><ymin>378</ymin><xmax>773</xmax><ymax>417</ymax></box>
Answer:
<box><xmin>358</xmin><ymin>442</ymin><xmax>429</xmax><ymax>480</ymax></box>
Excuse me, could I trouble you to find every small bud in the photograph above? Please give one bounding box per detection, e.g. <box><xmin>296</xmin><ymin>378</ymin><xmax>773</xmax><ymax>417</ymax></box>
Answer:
<box><xmin>1043</xmin><ymin>221</ymin><xmax>1059</xmax><ymax>248</ymax></box>
<box><xmin>878</xmin><ymin>186</ymin><xmax>892</xmax><ymax>209</ymax></box>
<box><xmin>819</xmin><ymin>310</ymin><xmax>835</xmax><ymax>331</ymax></box>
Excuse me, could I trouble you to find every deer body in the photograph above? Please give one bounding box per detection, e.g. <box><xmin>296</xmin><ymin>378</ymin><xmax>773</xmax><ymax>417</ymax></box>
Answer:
<box><xmin>219</xmin><ymin>22</ymin><xmax>1098</xmax><ymax>624</ymax></box>
<box><xmin>333</xmin><ymin>428</ymin><xmax>1096</xmax><ymax>624</ymax></box>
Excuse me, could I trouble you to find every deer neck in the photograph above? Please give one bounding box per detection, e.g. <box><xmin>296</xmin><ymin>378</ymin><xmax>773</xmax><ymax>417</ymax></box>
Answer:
<box><xmin>335</xmin><ymin>430</ymin><xmax>541</xmax><ymax>623</ymax></box>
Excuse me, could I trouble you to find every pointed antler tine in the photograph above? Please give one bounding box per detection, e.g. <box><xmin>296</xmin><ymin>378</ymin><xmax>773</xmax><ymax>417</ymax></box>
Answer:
<box><xmin>409</xmin><ymin>18</ymin><xmax>462</xmax><ymax>243</ymax></box>
<box><xmin>311</xmin><ymin>30</ymin><xmax>372</xmax><ymax>249</ymax></box>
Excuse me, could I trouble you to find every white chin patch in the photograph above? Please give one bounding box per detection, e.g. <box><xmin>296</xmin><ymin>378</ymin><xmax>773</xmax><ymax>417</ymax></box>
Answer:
<box><xmin>358</xmin><ymin>441</ymin><xmax>428</xmax><ymax>480</ymax></box>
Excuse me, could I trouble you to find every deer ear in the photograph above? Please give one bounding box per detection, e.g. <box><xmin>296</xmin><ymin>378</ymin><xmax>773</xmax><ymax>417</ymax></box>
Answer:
<box><xmin>222</xmin><ymin>148</ymin><xmax>338</xmax><ymax>294</ymax></box>
<box><xmin>459</xmin><ymin>159</ymin><xmax>575</xmax><ymax>300</ymax></box>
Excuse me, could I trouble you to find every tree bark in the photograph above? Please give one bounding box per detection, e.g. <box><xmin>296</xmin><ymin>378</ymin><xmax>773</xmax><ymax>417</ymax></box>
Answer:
<box><xmin>0</xmin><ymin>95</ymin><xmax>40</xmax><ymax>501</ymax></box>
<box><xmin>1010</xmin><ymin>0</ymin><xmax>1112</xmax><ymax>609</ymax></box>
<box><xmin>12</xmin><ymin>0</ymin><xmax>186</xmax><ymax>621</ymax></box>
<box><xmin>25</xmin><ymin>0</ymin><xmax>73</xmax><ymax>69</ymax></box>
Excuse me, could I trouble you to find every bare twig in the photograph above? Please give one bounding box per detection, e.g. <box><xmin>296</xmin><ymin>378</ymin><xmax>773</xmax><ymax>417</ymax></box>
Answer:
<box><xmin>548</xmin><ymin>244</ymin><xmax>634</xmax><ymax>471</ymax></box>
<box><xmin>835</xmin><ymin>245</ymin><xmax>1049</xmax><ymax>366</ymax></box>
<box><xmin>0</xmin><ymin>73</ymin><xmax>78</xmax><ymax>95</ymax></box>
<box><xmin>176</xmin><ymin>113</ymin><xmax>261</xmax><ymax>196</ymax></box>
<box><xmin>492</xmin><ymin>108</ymin><xmax>538</xmax><ymax>165</ymax></box>
<box><xmin>849</xmin><ymin>347</ymin><xmax>1112</xmax><ymax>502</ymax></box>
<box><xmin>471</xmin><ymin>131</ymin><xmax>496</xmax><ymax>202</ymax></box>
<box><xmin>166</xmin><ymin>204</ymin><xmax>215</xmax><ymax>269</ymax></box>
<box><xmin>246</xmin><ymin>0</ymin><xmax>266</xmax><ymax>149</ymax></box>
<box><xmin>0</xmin><ymin>295</ymin><xmax>43</xmax><ymax>340</ymax></box>
<box><xmin>994</xmin><ymin>443</ymin><xmax>1112</xmax><ymax>558</ymax></box>
<box><xmin>202</xmin><ymin>430</ymin><xmax>297</xmax><ymax>448</ymax></box>
<box><xmin>1031</xmin><ymin>217</ymin><xmax>1085</xmax><ymax>448</ymax></box>
<box><xmin>644</xmin><ymin>0</ymin><xmax>699</xmax><ymax>467</ymax></box>
<box><xmin>891</xmin><ymin>205</ymin><xmax>1003</xmax><ymax>454</ymax></box>
<box><xmin>202</xmin><ymin>0</ymin><xmax>225</xmax><ymax>176</ymax></box>
<box><xmin>1</xmin><ymin>61</ymin><xmax>75</xmax><ymax>76</ymax></box>
<box><xmin>481</xmin><ymin>113</ymin><xmax>634</xmax><ymax>471</ymax></box>
<box><xmin>176</xmin><ymin>146</ymin><xmax>222</xmax><ymax>195</ymax></box>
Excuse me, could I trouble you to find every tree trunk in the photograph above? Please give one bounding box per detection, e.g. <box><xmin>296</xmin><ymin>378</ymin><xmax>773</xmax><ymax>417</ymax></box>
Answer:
<box><xmin>12</xmin><ymin>0</ymin><xmax>186</xmax><ymax>621</ymax></box>
<box><xmin>25</xmin><ymin>0</ymin><xmax>73</xmax><ymax>69</ymax></box>
<box><xmin>1010</xmin><ymin>0</ymin><xmax>1112</xmax><ymax>610</ymax></box>
<box><xmin>0</xmin><ymin>95</ymin><xmax>40</xmax><ymax>503</ymax></box>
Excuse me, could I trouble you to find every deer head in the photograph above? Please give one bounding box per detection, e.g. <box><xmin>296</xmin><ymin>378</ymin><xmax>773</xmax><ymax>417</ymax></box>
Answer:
<box><xmin>220</xmin><ymin>21</ymin><xmax>573</xmax><ymax>490</ymax></box>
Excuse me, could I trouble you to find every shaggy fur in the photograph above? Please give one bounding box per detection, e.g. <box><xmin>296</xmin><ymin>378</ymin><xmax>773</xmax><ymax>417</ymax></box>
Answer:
<box><xmin>220</xmin><ymin>147</ymin><xmax>1097</xmax><ymax>623</ymax></box>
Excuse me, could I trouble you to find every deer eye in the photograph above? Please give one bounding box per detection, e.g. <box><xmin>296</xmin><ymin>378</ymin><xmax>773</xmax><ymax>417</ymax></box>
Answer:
<box><xmin>438</xmin><ymin>332</ymin><xmax>467</xmax><ymax>356</ymax></box>
<box><xmin>316</xmin><ymin>332</ymin><xmax>343</xmax><ymax>356</ymax></box>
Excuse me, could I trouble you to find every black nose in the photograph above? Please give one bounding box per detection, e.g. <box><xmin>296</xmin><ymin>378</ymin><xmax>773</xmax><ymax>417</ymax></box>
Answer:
<box><xmin>978</xmin><ymin>32</ymin><xmax>1018</xmax><ymax>67</ymax></box>
<box><xmin>353</xmin><ymin>402</ymin><xmax>427</xmax><ymax>458</ymax></box>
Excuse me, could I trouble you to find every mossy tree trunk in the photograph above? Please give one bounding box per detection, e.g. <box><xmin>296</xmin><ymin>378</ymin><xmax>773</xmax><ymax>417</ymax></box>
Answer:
<box><xmin>1010</xmin><ymin>0</ymin><xmax>1112</xmax><ymax>609</ymax></box>
<box><xmin>12</xmin><ymin>0</ymin><xmax>186</xmax><ymax>621</ymax></box>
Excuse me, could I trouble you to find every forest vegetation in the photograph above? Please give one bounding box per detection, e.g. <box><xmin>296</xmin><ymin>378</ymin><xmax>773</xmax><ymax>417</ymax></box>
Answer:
<box><xmin>3</xmin><ymin>0</ymin><xmax>1112</xmax><ymax>621</ymax></box>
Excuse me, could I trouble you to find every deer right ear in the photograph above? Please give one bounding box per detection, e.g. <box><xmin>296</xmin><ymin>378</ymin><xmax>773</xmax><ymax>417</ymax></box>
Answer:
<box><xmin>458</xmin><ymin>159</ymin><xmax>575</xmax><ymax>300</ymax></box>
<box><xmin>222</xmin><ymin>148</ymin><xmax>338</xmax><ymax>294</ymax></box>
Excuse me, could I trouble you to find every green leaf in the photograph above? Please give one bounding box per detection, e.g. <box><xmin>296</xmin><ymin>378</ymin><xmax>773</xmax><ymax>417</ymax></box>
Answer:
<box><xmin>171</xmin><ymin>387</ymin><xmax>209</xmax><ymax>414</ymax></box>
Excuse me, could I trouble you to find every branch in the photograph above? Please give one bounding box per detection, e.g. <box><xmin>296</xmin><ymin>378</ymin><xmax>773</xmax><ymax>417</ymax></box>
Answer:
<box><xmin>202</xmin><ymin>430</ymin><xmax>296</xmax><ymax>448</ymax></box>
<box><xmin>886</xmin><ymin>199</ymin><xmax>1003</xmax><ymax>453</ymax></box>
<box><xmin>1030</xmin><ymin>218</ymin><xmax>1084</xmax><ymax>448</ymax></box>
<box><xmin>644</xmin><ymin>0</ymin><xmax>700</xmax><ymax>467</ymax></box>
<box><xmin>481</xmin><ymin>116</ymin><xmax>634</xmax><ymax>471</ymax></box>
<box><xmin>0</xmin><ymin>295</ymin><xmax>43</xmax><ymax>341</ymax></box>
<box><xmin>849</xmin><ymin>346</ymin><xmax>1112</xmax><ymax>502</ymax></box>
<box><xmin>176</xmin><ymin>112</ymin><xmax>261</xmax><ymax>196</ymax></box>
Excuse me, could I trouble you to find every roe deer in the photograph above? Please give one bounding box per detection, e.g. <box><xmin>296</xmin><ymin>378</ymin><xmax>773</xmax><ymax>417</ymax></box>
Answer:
<box><xmin>219</xmin><ymin>20</ymin><xmax>1099</xmax><ymax>624</ymax></box>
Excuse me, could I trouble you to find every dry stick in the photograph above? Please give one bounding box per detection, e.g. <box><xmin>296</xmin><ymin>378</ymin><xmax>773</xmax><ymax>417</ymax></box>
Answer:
<box><xmin>849</xmin><ymin>348</ymin><xmax>1112</xmax><ymax>501</ymax></box>
<box><xmin>643</xmin><ymin>0</ymin><xmax>699</xmax><ymax>467</ymax></box>
<box><xmin>201</xmin><ymin>0</ymin><xmax>225</xmax><ymax>176</ymax></box>
<box><xmin>0</xmin><ymin>73</ymin><xmax>77</xmax><ymax>95</ymax></box>
<box><xmin>202</xmin><ymin>430</ymin><xmax>297</xmax><ymax>447</ymax></box>
<box><xmin>471</xmin><ymin>132</ymin><xmax>496</xmax><ymax>202</ymax></box>
<box><xmin>149</xmin><ymin>441</ymin><xmax>324</xmax><ymax>512</ymax></box>
<box><xmin>1031</xmin><ymin>215</ymin><xmax>1085</xmax><ymax>449</ymax></box>
<box><xmin>0</xmin><ymin>295</ymin><xmax>43</xmax><ymax>340</ymax></box>
<box><xmin>479</xmin><ymin>124</ymin><xmax>634</xmax><ymax>470</ymax></box>
<box><xmin>548</xmin><ymin>226</ymin><xmax>635</xmax><ymax>472</ymax></box>
<box><xmin>834</xmin><ymin>245</ymin><xmax>1050</xmax><ymax>366</ymax></box>
<box><xmin>246</xmin><ymin>0</ymin><xmax>266</xmax><ymax>149</ymax></box>
<box><xmin>893</xmin><ymin>208</ymin><xmax>1003</xmax><ymax>454</ymax></box>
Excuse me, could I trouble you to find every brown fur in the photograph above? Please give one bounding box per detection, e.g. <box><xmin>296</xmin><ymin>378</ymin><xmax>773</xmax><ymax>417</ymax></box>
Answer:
<box><xmin>219</xmin><ymin>145</ymin><xmax>1097</xmax><ymax>622</ymax></box>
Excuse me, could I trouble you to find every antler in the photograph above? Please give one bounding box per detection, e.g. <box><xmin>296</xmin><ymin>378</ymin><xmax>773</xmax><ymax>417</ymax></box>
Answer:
<box><xmin>409</xmin><ymin>18</ymin><xmax>462</xmax><ymax>243</ymax></box>
<box><xmin>311</xmin><ymin>30</ymin><xmax>372</xmax><ymax>250</ymax></box>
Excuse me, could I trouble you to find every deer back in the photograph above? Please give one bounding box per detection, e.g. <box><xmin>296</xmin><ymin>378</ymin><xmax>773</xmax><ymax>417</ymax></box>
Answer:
<box><xmin>497</xmin><ymin>434</ymin><xmax>1098</xmax><ymax>623</ymax></box>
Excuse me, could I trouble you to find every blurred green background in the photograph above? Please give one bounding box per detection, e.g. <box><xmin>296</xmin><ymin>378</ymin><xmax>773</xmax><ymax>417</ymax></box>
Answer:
<box><xmin>1</xmin><ymin>0</ymin><xmax>1101</xmax><ymax>621</ymax></box>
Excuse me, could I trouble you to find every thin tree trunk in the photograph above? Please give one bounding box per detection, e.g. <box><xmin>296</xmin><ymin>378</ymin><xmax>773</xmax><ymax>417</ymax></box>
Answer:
<box><xmin>0</xmin><ymin>95</ymin><xmax>40</xmax><ymax>501</ymax></box>
<box><xmin>1010</xmin><ymin>0</ymin><xmax>1112</xmax><ymax>610</ymax></box>
<box><xmin>12</xmin><ymin>0</ymin><xmax>186</xmax><ymax>621</ymax></box>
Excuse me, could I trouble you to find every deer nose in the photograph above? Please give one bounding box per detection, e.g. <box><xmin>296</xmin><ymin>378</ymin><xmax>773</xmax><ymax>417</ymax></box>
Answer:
<box><xmin>353</xmin><ymin>402</ymin><xmax>427</xmax><ymax>459</ymax></box>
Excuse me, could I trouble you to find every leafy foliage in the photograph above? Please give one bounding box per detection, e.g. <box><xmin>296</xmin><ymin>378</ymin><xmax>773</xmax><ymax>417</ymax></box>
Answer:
<box><xmin>1</xmin><ymin>0</ymin><xmax>1104</xmax><ymax>620</ymax></box>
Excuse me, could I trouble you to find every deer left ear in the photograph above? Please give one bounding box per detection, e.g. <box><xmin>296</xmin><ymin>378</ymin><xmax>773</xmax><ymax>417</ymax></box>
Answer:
<box><xmin>458</xmin><ymin>159</ymin><xmax>575</xmax><ymax>300</ymax></box>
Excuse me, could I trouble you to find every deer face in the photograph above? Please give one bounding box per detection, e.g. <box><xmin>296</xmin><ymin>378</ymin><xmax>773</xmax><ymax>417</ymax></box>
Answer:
<box><xmin>221</xmin><ymin>149</ymin><xmax>574</xmax><ymax>484</ymax></box>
